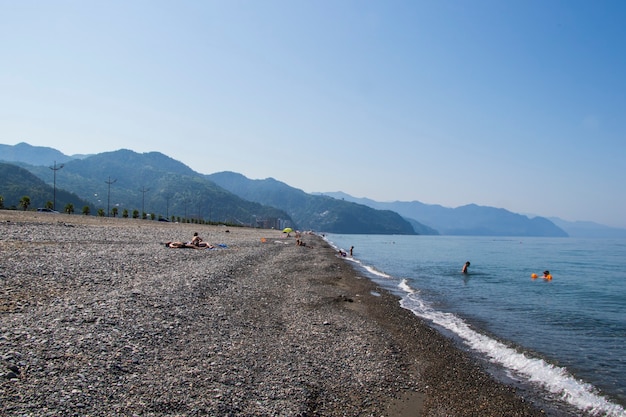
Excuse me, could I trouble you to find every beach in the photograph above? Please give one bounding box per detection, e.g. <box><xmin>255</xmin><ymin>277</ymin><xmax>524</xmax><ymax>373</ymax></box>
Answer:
<box><xmin>1</xmin><ymin>211</ymin><xmax>551</xmax><ymax>416</ymax></box>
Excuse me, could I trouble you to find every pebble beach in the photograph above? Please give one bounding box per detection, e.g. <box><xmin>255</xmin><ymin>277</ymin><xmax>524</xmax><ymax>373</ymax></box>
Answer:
<box><xmin>1</xmin><ymin>211</ymin><xmax>553</xmax><ymax>416</ymax></box>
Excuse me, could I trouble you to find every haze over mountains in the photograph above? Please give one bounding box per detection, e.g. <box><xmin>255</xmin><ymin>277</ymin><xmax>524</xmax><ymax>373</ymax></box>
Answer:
<box><xmin>2</xmin><ymin>142</ymin><xmax>625</xmax><ymax>237</ymax></box>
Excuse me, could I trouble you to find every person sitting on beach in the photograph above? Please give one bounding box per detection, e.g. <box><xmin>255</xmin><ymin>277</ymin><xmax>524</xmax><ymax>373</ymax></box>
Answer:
<box><xmin>189</xmin><ymin>232</ymin><xmax>215</xmax><ymax>248</ymax></box>
<box><xmin>462</xmin><ymin>261</ymin><xmax>470</xmax><ymax>274</ymax></box>
<box><xmin>190</xmin><ymin>232</ymin><xmax>205</xmax><ymax>246</ymax></box>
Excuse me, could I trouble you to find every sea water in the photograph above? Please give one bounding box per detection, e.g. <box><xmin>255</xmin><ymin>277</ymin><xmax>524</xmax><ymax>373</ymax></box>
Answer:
<box><xmin>323</xmin><ymin>234</ymin><xmax>626</xmax><ymax>417</ymax></box>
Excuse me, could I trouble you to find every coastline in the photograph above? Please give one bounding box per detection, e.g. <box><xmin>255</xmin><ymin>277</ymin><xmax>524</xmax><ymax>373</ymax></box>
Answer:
<box><xmin>1</xmin><ymin>211</ymin><xmax>554</xmax><ymax>416</ymax></box>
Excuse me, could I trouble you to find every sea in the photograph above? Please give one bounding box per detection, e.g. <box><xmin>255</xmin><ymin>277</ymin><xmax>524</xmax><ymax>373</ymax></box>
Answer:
<box><xmin>323</xmin><ymin>234</ymin><xmax>626</xmax><ymax>417</ymax></box>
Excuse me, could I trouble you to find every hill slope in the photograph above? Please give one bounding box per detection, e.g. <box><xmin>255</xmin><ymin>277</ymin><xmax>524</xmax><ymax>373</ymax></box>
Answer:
<box><xmin>207</xmin><ymin>172</ymin><xmax>417</xmax><ymax>234</ymax></box>
<box><xmin>0</xmin><ymin>162</ymin><xmax>94</xmax><ymax>211</ymax></box>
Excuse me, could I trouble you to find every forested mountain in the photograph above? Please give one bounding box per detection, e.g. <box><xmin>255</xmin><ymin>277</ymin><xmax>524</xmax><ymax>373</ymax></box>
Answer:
<box><xmin>2</xmin><ymin>149</ymin><xmax>291</xmax><ymax>225</ymax></box>
<box><xmin>206</xmin><ymin>171</ymin><xmax>417</xmax><ymax>234</ymax></box>
<box><xmin>0</xmin><ymin>162</ymin><xmax>94</xmax><ymax>211</ymax></box>
<box><xmin>2</xmin><ymin>144</ymin><xmax>417</xmax><ymax>233</ymax></box>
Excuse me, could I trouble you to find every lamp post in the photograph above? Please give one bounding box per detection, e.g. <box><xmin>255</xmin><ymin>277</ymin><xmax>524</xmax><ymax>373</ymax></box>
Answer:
<box><xmin>105</xmin><ymin>176</ymin><xmax>117</xmax><ymax>217</ymax></box>
<box><xmin>49</xmin><ymin>161</ymin><xmax>64</xmax><ymax>211</ymax></box>
<box><xmin>140</xmin><ymin>186</ymin><xmax>150</xmax><ymax>218</ymax></box>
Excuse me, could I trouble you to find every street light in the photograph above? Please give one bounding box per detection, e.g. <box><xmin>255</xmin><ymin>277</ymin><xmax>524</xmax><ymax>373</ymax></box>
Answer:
<box><xmin>140</xmin><ymin>186</ymin><xmax>150</xmax><ymax>218</ymax></box>
<box><xmin>105</xmin><ymin>176</ymin><xmax>117</xmax><ymax>217</ymax></box>
<box><xmin>49</xmin><ymin>161</ymin><xmax>64</xmax><ymax>211</ymax></box>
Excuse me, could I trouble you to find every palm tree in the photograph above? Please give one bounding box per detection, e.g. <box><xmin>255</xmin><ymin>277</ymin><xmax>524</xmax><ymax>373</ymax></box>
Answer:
<box><xmin>82</xmin><ymin>206</ymin><xmax>91</xmax><ymax>216</ymax></box>
<box><xmin>65</xmin><ymin>203</ymin><xmax>74</xmax><ymax>214</ymax></box>
<box><xmin>111</xmin><ymin>207</ymin><xmax>119</xmax><ymax>217</ymax></box>
<box><xmin>97</xmin><ymin>208</ymin><xmax>105</xmax><ymax>217</ymax></box>
<box><xmin>0</xmin><ymin>195</ymin><xmax>4</xmax><ymax>209</ymax></box>
<box><xmin>20</xmin><ymin>196</ymin><xmax>31</xmax><ymax>211</ymax></box>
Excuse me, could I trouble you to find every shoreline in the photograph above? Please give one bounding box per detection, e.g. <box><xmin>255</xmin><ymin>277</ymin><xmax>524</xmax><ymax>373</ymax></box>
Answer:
<box><xmin>1</xmin><ymin>211</ymin><xmax>562</xmax><ymax>415</ymax></box>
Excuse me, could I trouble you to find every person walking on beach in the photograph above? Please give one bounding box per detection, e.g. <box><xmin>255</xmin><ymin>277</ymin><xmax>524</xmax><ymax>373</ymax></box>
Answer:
<box><xmin>462</xmin><ymin>261</ymin><xmax>470</xmax><ymax>274</ymax></box>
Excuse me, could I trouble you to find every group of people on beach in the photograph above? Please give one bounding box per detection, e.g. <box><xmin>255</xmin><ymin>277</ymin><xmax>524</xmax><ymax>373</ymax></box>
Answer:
<box><xmin>337</xmin><ymin>246</ymin><xmax>354</xmax><ymax>257</ymax></box>
<box><xmin>165</xmin><ymin>232</ymin><xmax>215</xmax><ymax>249</ymax></box>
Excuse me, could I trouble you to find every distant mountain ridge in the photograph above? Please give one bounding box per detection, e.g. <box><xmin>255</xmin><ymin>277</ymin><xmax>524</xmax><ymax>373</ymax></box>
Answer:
<box><xmin>3</xmin><ymin>142</ymin><xmax>624</xmax><ymax>237</ymax></box>
<box><xmin>548</xmin><ymin>218</ymin><xmax>626</xmax><ymax>238</ymax></box>
<box><xmin>319</xmin><ymin>192</ymin><xmax>569</xmax><ymax>237</ymax></box>
<box><xmin>0</xmin><ymin>142</ymin><xmax>88</xmax><ymax>165</ymax></box>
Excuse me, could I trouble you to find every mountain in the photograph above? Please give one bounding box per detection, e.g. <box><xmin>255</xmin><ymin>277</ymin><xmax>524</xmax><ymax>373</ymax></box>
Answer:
<box><xmin>5</xmin><ymin>142</ymin><xmax>609</xmax><ymax>236</ymax></box>
<box><xmin>3</xmin><ymin>144</ymin><xmax>416</xmax><ymax>233</ymax></box>
<box><xmin>206</xmin><ymin>171</ymin><xmax>417</xmax><ymax>234</ymax></box>
<box><xmin>0</xmin><ymin>142</ymin><xmax>84</xmax><ymax>166</ymax></box>
<box><xmin>548</xmin><ymin>218</ymin><xmax>626</xmax><ymax>238</ymax></box>
<box><xmin>2</xmin><ymin>148</ymin><xmax>292</xmax><ymax>225</ymax></box>
<box><xmin>0</xmin><ymin>162</ymin><xmax>94</xmax><ymax>211</ymax></box>
<box><xmin>320</xmin><ymin>192</ymin><xmax>568</xmax><ymax>237</ymax></box>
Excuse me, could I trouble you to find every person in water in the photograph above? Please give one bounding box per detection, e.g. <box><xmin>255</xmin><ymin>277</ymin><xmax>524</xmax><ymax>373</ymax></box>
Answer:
<box><xmin>462</xmin><ymin>261</ymin><xmax>470</xmax><ymax>274</ymax></box>
<box><xmin>542</xmin><ymin>270</ymin><xmax>552</xmax><ymax>280</ymax></box>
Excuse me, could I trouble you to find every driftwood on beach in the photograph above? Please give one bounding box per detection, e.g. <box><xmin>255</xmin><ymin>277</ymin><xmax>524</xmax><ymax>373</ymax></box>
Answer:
<box><xmin>0</xmin><ymin>211</ymin><xmax>551</xmax><ymax>416</ymax></box>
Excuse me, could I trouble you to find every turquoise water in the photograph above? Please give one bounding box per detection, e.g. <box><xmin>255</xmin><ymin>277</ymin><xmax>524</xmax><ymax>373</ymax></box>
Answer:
<box><xmin>324</xmin><ymin>234</ymin><xmax>626</xmax><ymax>417</ymax></box>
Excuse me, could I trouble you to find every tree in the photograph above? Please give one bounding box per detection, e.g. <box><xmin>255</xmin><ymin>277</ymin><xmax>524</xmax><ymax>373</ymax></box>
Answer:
<box><xmin>97</xmin><ymin>208</ymin><xmax>105</xmax><ymax>217</ymax></box>
<box><xmin>0</xmin><ymin>195</ymin><xmax>4</xmax><ymax>209</ymax></box>
<box><xmin>132</xmin><ymin>209</ymin><xmax>139</xmax><ymax>219</ymax></box>
<box><xmin>45</xmin><ymin>201</ymin><xmax>54</xmax><ymax>210</ymax></box>
<box><xmin>65</xmin><ymin>203</ymin><xmax>74</xmax><ymax>214</ymax></box>
<box><xmin>122</xmin><ymin>209</ymin><xmax>129</xmax><ymax>218</ymax></box>
<box><xmin>82</xmin><ymin>206</ymin><xmax>90</xmax><ymax>216</ymax></box>
<box><xmin>20</xmin><ymin>196</ymin><xmax>31</xmax><ymax>211</ymax></box>
<box><xmin>111</xmin><ymin>207</ymin><xmax>118</xmax><ymax>217</ymax></box>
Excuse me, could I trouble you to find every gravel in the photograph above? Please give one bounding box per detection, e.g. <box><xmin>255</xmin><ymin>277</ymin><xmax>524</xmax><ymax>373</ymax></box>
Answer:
<box><xmin>1</xmin><ymin>211</ymin><xmax>561</xmax><ymax>416</ymax></box>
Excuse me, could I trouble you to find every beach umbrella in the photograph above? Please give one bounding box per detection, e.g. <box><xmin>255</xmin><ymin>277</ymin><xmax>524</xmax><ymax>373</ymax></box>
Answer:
<box><xmin>282</xmin><ymin>227</ymin><xmax>293</xmax><ymax>233</ymax></box>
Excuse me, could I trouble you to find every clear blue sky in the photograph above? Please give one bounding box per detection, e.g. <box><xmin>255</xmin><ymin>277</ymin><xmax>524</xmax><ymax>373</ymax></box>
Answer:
<box><xmin>2</xmin><ymin>1</ymin><xmax>625</xmax><ymax>228</ymax></box>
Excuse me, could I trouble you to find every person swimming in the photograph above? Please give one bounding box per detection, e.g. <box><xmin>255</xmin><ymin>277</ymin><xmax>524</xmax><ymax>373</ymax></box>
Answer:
<box><xmin>462</xmin><ymin>261</ymin><xmax>470</xmax><ymax>274</ymax></box>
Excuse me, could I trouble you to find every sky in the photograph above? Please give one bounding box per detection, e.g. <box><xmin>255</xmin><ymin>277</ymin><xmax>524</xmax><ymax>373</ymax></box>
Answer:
<box><xmin>1</xmin><ymin>0</ymin><xmax>625</xmax><ymax>228</ymax></box>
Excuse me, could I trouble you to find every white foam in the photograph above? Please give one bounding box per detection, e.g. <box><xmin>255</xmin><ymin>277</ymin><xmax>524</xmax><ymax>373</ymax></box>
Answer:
<box><xmin>399</xmin><ymin>286</ymin><xmax>626</xmax><ymax>417</ymax></box>
<box><xmin>321</xmin><ymin>235</ymin><xmax>392</xmax><ymax>279</ymax></box>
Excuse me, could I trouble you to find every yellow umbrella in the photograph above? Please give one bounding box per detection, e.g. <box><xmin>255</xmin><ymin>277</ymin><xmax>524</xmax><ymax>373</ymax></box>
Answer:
<box><xmin>282</xmin><ymin>227</ymin><xmax>293</xmax><ymax>233</ymax></box>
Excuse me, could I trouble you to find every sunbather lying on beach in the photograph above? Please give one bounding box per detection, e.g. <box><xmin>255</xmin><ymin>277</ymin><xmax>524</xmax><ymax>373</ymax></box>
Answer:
<box><xmin>165</xmin><ymin>240</ymin><xmax>217</xmax><ymax>249</ymax></box>
<box><xmin>165</xmin><ymin>241</ymin><xmax>198</xmax><ymax>249</ymax></box>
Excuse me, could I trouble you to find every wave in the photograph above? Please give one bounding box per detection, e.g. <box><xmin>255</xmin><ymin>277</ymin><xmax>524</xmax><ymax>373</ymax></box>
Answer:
<box><xmin>398</xmin><ymin>279</ymin><xmax>626</xmax><ymax>417</ymax></box>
